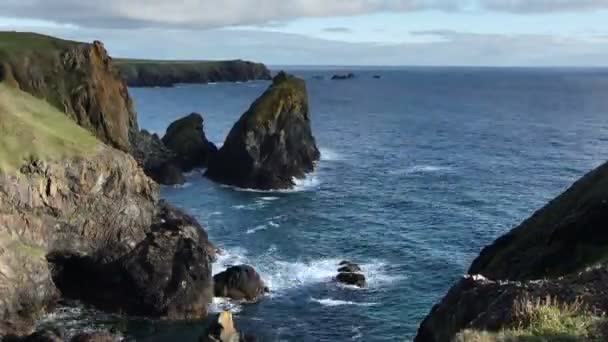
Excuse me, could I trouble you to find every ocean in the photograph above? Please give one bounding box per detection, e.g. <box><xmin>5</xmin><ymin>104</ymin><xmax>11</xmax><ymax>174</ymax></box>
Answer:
<box><xmin>41</xmin><ymin>67</ymin><xmax>608</xmax><ymax>341</ymax></box>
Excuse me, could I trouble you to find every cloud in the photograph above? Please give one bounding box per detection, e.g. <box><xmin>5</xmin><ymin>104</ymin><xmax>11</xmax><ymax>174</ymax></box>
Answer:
<box><xmin>323</xmin><ymin>27</ymin><xmax>353</xmax><ymax>33</ymax></box>
<box><xmin>1</xmin><ymin>1</ymin><xmax>607</xmax><ymax>30</ymax></box>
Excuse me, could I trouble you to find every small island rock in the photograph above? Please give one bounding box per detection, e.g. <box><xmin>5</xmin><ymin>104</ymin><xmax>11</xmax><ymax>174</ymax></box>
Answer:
<box><xmin>205</xmin><ymin>71</ymin><xmax>320</xmax><ymax>190</ymax></box>
<box><xmin>162</xmin><ymin>113</ymin><xmax>218</xmax><ymax>171</ymax></box>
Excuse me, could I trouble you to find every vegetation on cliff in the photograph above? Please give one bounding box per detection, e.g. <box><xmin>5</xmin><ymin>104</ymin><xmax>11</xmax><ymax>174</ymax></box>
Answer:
<box><xmin>115</xmin><ymin>58</ymin><xmax>271</xmax><ymax>87</ymax></box>
<box><xmin>0</xmin><ymin>32</ymin><xmax>138</xmax><ymax>152</ymax></box>
<box><xmin>0</xmin><ymin>83</ymin><xmax>98</xmax><ymax>171</ymax></box>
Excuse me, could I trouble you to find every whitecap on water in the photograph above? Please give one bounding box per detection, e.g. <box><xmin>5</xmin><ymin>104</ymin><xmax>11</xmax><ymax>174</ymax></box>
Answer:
<box><xmin>246</xmin><ymin>224</ymin><xmax>268</xmax><ymax>234</ymax></box>
<box><xmin>319</xmin><ymin>147</ymin><xmax>343</xmax><ymax>161</ymax></box>
<box><xmin>389</xmin><ymin>165</ymin><xmax>452</xmax><ymax>175</ymax></box>
<box><xmin>213</xmin><ymin>247</ymin><xmax>401</xmax><ymax>294</ymax></box>
<box><xmin>310</xmin><ymin>298</ymin><xmax>377</xmax><ymax>307</ymax></box>
<box><xmin>223</xmin><ymin>172</ymin><xmax>321</xmax><ymax>194</ymax></box>
<box><xmin>260</xmin><ymin>196</ymin><xmax>280</xmax><ymax>201</ymax></box>
<box><xmin>208</xmin><ymin>297</ymin><xmax>243</xmax><ymax>314</ymax></box>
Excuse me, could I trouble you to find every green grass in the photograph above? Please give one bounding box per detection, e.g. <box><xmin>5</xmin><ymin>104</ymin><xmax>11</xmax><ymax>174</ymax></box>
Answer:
<box><xmin>454</xmin><ymin>297</ymin><xmax>605</xmax><ymax>342</ymax></box>
<box><xmin>0</xmin><ymin>83</ymin><xmax>98</xmax><ymax>171</ymax></box>
<box><xmin>0</xmin><ymin>31</ymin><xmax>80</xmax><ymax>53</ymax></box>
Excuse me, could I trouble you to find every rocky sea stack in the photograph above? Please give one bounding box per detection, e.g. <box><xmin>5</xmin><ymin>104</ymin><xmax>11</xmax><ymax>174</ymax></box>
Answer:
<box><xmin>205</xmin><ymin>71</ymin><xmax>320</xmax><ymax>190</ymax></box>
<box><xmin>162</xmin><ymin>113</ymin><xmax>218</xmax><ymax>171</ymax></box>
<box><xmin>415</xmin><ymin>160</ymin><xmax>608</xmax><ymax>341</ymax></box>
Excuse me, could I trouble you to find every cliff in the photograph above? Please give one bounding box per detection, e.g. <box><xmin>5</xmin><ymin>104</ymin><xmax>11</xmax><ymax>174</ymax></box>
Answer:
<box><xmin>115</xmin><ymin>59</ymin><xmax>272</xmax><ymax>87</ymax></box>
<box><xmin>205</xmin><ymin>72</ymin><xmax>320</xmax><ymax>190</ymax></box>
<box><xmin>0</xmin><ymin>32</ymin><xmax>138</xmax><ymax>152</ymax></box>
<box><xmin>416</xmin><ymin>160</ymin><xmax>608</xmax><ymax>341</ymax></box>
<box><xmin>0</xmin><ymin>39</ymin><xmax>215</xmax><ymax>337</ymax></box>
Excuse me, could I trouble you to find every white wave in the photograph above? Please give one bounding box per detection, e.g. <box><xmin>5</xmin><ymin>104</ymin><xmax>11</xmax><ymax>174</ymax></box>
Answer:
<box><xmin>183</xmin><ymin>169</ymin><xmax>205</xmax><ymax>177</ymax></box>
<box><xmin>224</xmin><ymin>172</ymin><xmax>321</xmax><ymax>194</ymax></box>
<box><xmin>232</xmin><ymin>204</ymin><xmax>249</xmax><ymax>210</ymax></box>
<box><xmin>268</xmin><ymin>221</ymin><xmax>280</xmax><ymax>228</ymax></box>
<box><xmin>172</xmin><ymin>182</ymin><xmax>192</xmax><ymax>189</ymax></box>
<box><xmin>310</xmin><ymin>298</ymin><xmax>377</xmax><ymax>307</ymax></box>
<box><xmin>260</xmin><ymin>196</ymin><xmax>280</xmax><ymax>201</ymax></box>
<box><xmin>246</xmin><ymin>224</ymin><xmax>268</xmax><ymax>234</ymax></box>
<box><xmin>208</xmin><ymin>297</ymin><xmax>242</xmax><ymax>314</ymax></box>
<box><xmin>390</xmin><ymin>165</ymin><xmax>452</xmax><ymax>175</ymax></box>
<box><xmin>212</xmin><ymin>247</ymin><xmax>402</xmax><ymax>295</ymax></box>
<box><xmin>320</xmin><ymin>148</ymin><xmax>343</xmax><ymax>161</ymax></box>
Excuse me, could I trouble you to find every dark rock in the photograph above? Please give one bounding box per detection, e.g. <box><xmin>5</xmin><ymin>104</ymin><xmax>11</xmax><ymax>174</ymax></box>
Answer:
<box><xmin>373</xmin><ymin>75</ymin><xmax>381</xmax><ymax>79</ymax></box>
<box><xmin>338</xmin><ymin>264</ymin><xmax>362</xmax><ymax>273</ymax></box>
<box><xmin>70</xmin><ymin>332</ymin><xmax>120</xmax><ymax>342</ymax></box>
<box><xmin>130</xmin><ymin>129</ymin><xmax>184</xmax><ymax>185</ymax></box>
<box><xmin>162</xmin><ymin>113</ymin><xmax>217</xmax><ymax>171</ymax></box>
<box><xmin>49</xmin><ymin>201</ymin><xmax>215</xmax><ymax>319</ymax></box>
<box><xmin>3</xmin><ymin>328</ymin><xmax>64</xmax><ymax>342</ymax></box>
<box><xmin>117</xmin><ymin>59</ymin><xmax>272</xmax><ymax>88</ymax></box>
<box><xmin>213</xmin><ymin>265</ymin><xmax>269</xmax><ymax>301</ymax></box>
<box><xmin>336</xmin><ymin>272</ymin><xmax>367</xmax><ymax>288</ymax></box>
<box><xmin>205</xmin><ymin>71</ymin><xmax>320</xmax><ymax>190</ymax></box>
<box><xmin>331</xmin><ymin>73</ymin><xmax>355</xmax><ymax>80</ymax></box>
<box><xmin>469</xmin><ymin>160</ymin><xmax>608</xmax><ymax>281</ymax></box>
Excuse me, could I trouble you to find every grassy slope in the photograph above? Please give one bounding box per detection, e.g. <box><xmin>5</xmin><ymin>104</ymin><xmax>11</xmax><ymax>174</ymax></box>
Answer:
<box><xmin>0</xmin><ymin>31</ymin><xmax>80</xmax><ymax>54</ymax></box>
<box><xmin>0</xmin><ymin>83</ymin><xmax>98</xmax><ymax>171</ymax></box>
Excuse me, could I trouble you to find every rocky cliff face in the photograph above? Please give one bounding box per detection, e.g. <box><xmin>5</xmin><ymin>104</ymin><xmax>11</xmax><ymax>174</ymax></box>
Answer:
<box><xmin>415</xmin><ymin>160</ymin><xmax>608</xmax><ymax>341</ymax></box>
<box><xmin>0</xmin><ymin>146</ymin><xmax>215</xmax><ymax>336</ymax></box>
<box><xmin>205</xmin><ymin>72</ymin><xmax>320</xmax><ymax>190</ymax></box>
<box><xmin>0</xmin><ymin>32</ymin><xmax>138</xmax><ymax>152</ymax></box>
<box><xmin>116</xmin><ymin>59</ymin><xmax>272</xmax><ymax>87</ymax></box>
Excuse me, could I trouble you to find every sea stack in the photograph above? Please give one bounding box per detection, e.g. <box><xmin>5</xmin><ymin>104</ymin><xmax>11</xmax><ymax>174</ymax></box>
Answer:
<box><xmin>205</xmin><ymin>71</ymin><xmax>320</xmax><ymax>190</ymax></box>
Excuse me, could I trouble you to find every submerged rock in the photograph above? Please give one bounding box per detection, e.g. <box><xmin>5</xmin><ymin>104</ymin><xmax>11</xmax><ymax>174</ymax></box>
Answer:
<box><xmin>205</xmin><ymin>71</ymin><xmax>320</xmax><ymax>190</ymax></box>
<box><xmin>162</xmin><ymin>113</ymin><xmax>218</xmax><ymax>171</ymax></box>
<box><xmin>213</xmin><ymin>265</ymin><xmax>269</xmax><ymax>301</ymax></box>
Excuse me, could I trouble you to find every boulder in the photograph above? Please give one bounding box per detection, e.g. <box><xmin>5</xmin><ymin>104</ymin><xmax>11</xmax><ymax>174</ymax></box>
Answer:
<box><xmin>213</xmin><ymin>265</ymin><xmax>269</xmax><ymax>301</ymax></box>
<box><xmin>336</xmin><ymin>261</ymin><xmax>366</xmax><ymax>288</ymax></box>
<box><xmin>162</xmin><ymin>113</ymin><xmax>218</xmax><ymax>171</ymax></box>
<box><xmin>331</xmin><ymin>73</ymin><xmax>355</xmax><ymax>80</ymax></box>
<box><xmin>205</xmin><ymin>71</ymin><xmax>320</xmax><ymax>190</ymax></box>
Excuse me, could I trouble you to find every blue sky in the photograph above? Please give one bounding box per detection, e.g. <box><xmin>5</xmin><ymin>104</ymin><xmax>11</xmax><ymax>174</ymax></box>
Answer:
<box><xmin>1</xmin><ymin>1</ymin><xmax>607</xmax><ymax>66</ymax></box>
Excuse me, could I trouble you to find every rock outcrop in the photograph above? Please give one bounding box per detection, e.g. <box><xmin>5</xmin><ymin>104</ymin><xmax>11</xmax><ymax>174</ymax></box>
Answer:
<box><xmin>116</xmin><ymin>59</ymin><xmax>272</xmax><ymax>87</ymax></box>
<box><xmin>0</xmin><ymin>32</ymin><xmax>138</xmax><ymax>152</ymax></box>
<box><xmin>213</xmin><ymin>265</ymin><xmax>269</xmax><ymax>301</ymax></box>
<box><xmin>0</xmin><ymin>146</ymin><xmax>215</xmax><ymax>336</ymax></box>
<box><xmin>205</xmin><ymin>72</ymin><xmax>320</xmax><ymax>190</ymax></box>
<box><xmin>415</xmin><ymin>160</ymin><xmax>608</xmax><ymax>341</ymax></box>
<box><xmin>162</xmin><ymin>113</ymin><xmax>218</xmax><ymax>171</ymax></box>
<box><xmin>130</xmin><ymin>129</ymin><xmax>184</xmax><ymax>185</ymax></box>
<box><xmin>335</xmin><ymin>261</ymin><xmax>366</xmax><ymax>288</ymax></box>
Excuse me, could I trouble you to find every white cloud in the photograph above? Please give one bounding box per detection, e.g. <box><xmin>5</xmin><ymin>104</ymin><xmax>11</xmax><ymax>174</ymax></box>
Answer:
<box><xmin>1</xmin><ymin>1</ymin><xmax>607</xmax><ymax>29</ymax></box>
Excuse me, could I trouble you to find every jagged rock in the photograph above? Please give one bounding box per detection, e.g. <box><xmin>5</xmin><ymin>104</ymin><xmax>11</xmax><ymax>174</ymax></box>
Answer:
<box><xmin>130</xmin><ymin>129</ymin><xmax>184</xmax><ymax>185</ymax></box>
<box><xmin>0</xmin><ymin>146</ymin><xmax>215</xmax><ymax>335</ymax></box>
<box><xmin>117</xmin><ymin>59</ymin><xmax>272</xmax><ymax>87</ymax></box>
<box><xmin>162</xmin><ymin>113</ymin><xmax>218</xmax><ymax>171</ymax></box>
<box><xmin>213</xmin><ymin>265</ymin><xmax>269</xmax><ymax>301</ymax></box>
<box><xmin>338</xmin><ymin>261</ymin><xmax>362</xmax><ymax>273</ymax></box>
<box><xmin>469</xmin><ymin>160</ymin><xmax>608</xmax><ymax>281</ymax></box>
<box><xmin>0</xmin><ymin>32</ymin><xmax>138</xmax><ymax>152</ymax></box>
<box><xmin>206</xmin><ymin>71</ymin><xmax>320</xmax><ymax>190</ymax></box>
<box><xmin>415</xmin><ymin>266</ymin><xmax>608</xmax><ymax>342</ymax></box>
<box><xmin>331</xmin><ymin>73</ymin><xmax>355</xmax><ymax>80</ymax></box>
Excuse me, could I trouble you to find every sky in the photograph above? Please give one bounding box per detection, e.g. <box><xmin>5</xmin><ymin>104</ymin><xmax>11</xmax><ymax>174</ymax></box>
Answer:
<box><xmin>1</xmin><ymin>1</ymin><xmax>607</xmax><ymax>66</ymax></box>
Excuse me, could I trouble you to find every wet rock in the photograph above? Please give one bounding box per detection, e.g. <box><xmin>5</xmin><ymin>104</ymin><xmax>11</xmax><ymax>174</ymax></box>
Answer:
<box><xmin>206</xmin><ymin>71</ymin><xmax>320</xmax><ymax>190</ymax></box>
<box><xmin>336</xmin><ymin>261</ymin><xmax>366</xmax><ymax>288</ymax></box>
<box><xmin>213</xmin><ymin>265</ymin><xmax>269</xmax><ymax>301</ymax></box>
<box><xmin>162</xmin><ymin>113</ymin><xmax>218</xmax><ymax>171</ymax></box>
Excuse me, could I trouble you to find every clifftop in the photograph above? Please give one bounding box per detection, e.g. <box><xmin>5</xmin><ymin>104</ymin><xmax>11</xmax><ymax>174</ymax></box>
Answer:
<box><xmin>115</xmin><ymin>58</ymin><xmax>272</xmax><ymax>87</ymax></box>
<box><xmin>0</xmin><ymin>31</ymin><xmax>138</xmax><ymax>152</ymax></box>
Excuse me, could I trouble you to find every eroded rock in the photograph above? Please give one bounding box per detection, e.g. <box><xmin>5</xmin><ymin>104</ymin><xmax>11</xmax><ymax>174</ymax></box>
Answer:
<box><xmin>213</xmin><ymin>265</ymin><xmax>269</xmax><ymax>301</ymax></box>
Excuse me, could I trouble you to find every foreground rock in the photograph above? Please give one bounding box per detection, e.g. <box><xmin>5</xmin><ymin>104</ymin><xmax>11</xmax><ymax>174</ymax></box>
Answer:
<box><xmin>162</xmin><ymin>113</ymin><xmax>218</xmax><ymax>171</ymax></box>
<box><xmin>213</xmin><ymin>265</ymin><xmax>269</xmax><ymax>301</ymax></box>
<box><xmin>206</xmin><ymin>72</ymin><xmax>320</xmax><ymax>189</ymax></box>
<box><xmin>0</xmin><ymin>147</ymin><xmax>215</xmax><ymax>336</ymax></box>
<box><xmin>415</xmin><ymin>160</ymin><xmax>608</xmax><ymax>341</ymax></box>
<box><xmin>200</xmin><ymin>312</ymin><xmax>256</xmax><ymax>342</ymax></box>
<box><xmin>335</xmin><ymin>261</ymin><xmax>366</xmax><ymax>288</ymax></box>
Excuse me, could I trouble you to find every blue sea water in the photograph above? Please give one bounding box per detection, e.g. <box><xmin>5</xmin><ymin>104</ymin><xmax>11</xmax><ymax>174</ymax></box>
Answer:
<box><xmin>42</xmin><ymin>68</ymin><xmax>608</xmax><ymax>341</ymax></box>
